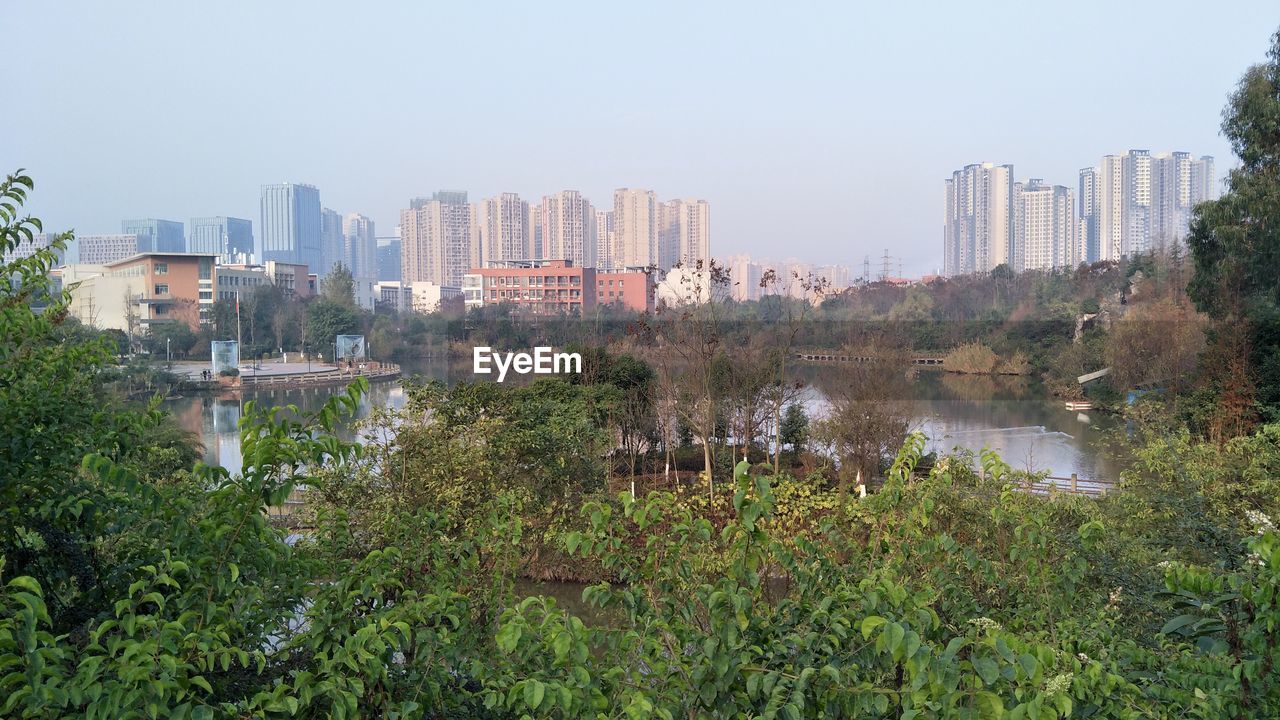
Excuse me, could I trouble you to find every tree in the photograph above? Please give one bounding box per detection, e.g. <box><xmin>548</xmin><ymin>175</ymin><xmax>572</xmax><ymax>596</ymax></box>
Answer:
<box><xmin>0</xmin><ymin>170</ymin><xmax>198</xmax><ymax>632</ymax></box>
<box><xmin>320</xmin><ymin>263</ymin><xmax>356</xmax><ymax>307</ymax></box>
<box><xmin>759</xmin><ymin>268</ymin><xmax>827</xmax><ymax>474</ymax></box>
<box><xmin>143</xmin><ymin>320</ymin><xmax>198</xmax><ymax>360</ymax></box>
<box><xmin>307</xmin><ymin>299</ymin><xmax>359</xmax><ymax>360</ymax></box>
<box><xmin>779</xmin><ymin>403</ymin><xmax>809</xmax><ymax>456</ymax></box>
<box><xmin>589</xmin><ymin>350</ymin><xmax>656</xmax><ymax>487</ymax></box>
<box><xmin>1105</xmin><ymin>296</ymin><xmax>1206</xmax><ymax>393</ymax></box>
<box><xmin>812</xmin><ymin>359</ymin><xmax>910</xmax><ymax>490</ymax></box>
<box><xmin>651</xmin><ymin>259</ymin><xmax>733</xmax><ymax>500</ymax></box>
<box><xmin>1187</xmin><ymin>29</ymin><xmax>1280</xmax><ymax>429</ymax></box>
<box><xmin>887</xmin><ymin>285</ymin><xmax>936</xmax><ymax>322</ymax></box>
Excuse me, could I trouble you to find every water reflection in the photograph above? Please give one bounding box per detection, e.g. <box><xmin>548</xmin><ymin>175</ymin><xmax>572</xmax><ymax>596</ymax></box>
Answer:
<box><xmin>167</xmin><ymin>362</ymin><xmax>1119</xmax><ymax>483</ymax></box>
<box><xmin>908</xmin><ymin>371</ymin><xmax>1118</xmax><ymax>481</ymax></box>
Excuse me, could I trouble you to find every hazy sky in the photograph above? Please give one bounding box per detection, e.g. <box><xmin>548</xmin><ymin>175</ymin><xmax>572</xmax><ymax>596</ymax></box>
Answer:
<box><xmin>4</xmin><ymin>1</ymin><xmax>1275</xmax><ymax>274</ymax></box>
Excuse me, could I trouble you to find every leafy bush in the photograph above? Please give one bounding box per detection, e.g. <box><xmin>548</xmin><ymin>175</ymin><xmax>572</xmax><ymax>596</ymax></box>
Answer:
<box><xmin>944</xmin><ymin>342</ymin><xmax>999</xmax><ymax>374</ymax></box>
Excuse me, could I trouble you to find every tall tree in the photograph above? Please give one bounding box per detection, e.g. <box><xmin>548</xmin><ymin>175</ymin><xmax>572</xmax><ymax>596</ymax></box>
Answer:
<box><xmin>320</xmin><ymin>263</ymin><xmax>356</xmax><ymax>307</ymax></box>
<box><xmin>1187</xmin><ymin>29</ymin><xmax>1280</xmax><ymax>432</ymax></box>
<box><xmin>652</xmin><ymin>260</ymin><xmax>731</xmax><ymax>500</ymax></box>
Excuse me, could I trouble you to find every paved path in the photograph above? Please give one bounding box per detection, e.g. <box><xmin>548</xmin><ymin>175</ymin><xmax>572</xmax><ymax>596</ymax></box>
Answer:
<box><xmin>170</xmin><ymin>361</ymin><xmax>341</xmax><ymax>379</ymax></box>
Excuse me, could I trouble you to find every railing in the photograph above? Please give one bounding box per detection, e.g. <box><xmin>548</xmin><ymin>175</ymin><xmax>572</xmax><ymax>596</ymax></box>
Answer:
<box><xmin>794</xmin><ymin>352</ymin><xmax>945</xmax><ymax>366</ymax></box>
<box><xmin>975</xmin><ymin>464</ymin><xmax>1109</xmax><ymax>498</ymax></box>
<box><xmin>1023</xmin><ymin>473</ymin><xmax>1108</xmax><ymax>497</ymax></box>
<box><xmin>239</xmin><ymin>363</ymin><xmax>401</xmax><ymax>387</ymax></box>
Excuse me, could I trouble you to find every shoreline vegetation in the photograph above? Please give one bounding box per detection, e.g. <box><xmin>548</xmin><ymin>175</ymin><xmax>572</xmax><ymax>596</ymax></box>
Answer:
<box><xmin>7</xmin><ymin>29</ymin><xmax>1280</xmax><ymax>718</ymax></box>
<box><xmin>942</xmin><ymin>342</ymin><xmax>1032</xmax><ymax>376</ymax></box>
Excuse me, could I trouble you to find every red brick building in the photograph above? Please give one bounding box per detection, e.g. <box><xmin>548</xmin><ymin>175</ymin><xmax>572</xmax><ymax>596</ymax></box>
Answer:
<box><xmin>595</xmin><ymin>270</ymin><xmax>655</xmax><ymax>313</ymax></box>
<box><xmin>469</xmin><ymin>259</ymin><xmax>653</xmax><ymax>315</ymax></box>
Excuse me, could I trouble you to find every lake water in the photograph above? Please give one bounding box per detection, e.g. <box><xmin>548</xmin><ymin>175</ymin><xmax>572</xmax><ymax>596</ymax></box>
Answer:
<box><xmin>166</xmin><ymin>359</ymin><xmax>1120</xmax><ymax>483</ymax></box>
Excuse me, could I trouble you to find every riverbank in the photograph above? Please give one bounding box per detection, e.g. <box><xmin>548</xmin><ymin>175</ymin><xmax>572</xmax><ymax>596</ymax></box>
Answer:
<box><xmin>168</xmin><ymin>360</ymin><xmax>401</xmax><ymax>395</ymax></box>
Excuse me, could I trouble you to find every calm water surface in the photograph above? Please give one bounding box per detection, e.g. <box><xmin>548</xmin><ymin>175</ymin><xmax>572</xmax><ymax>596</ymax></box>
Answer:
<box><xmin>166</xmin><ymin>359</ymin><xmax>1120</xmax><ymax>483</ymax></box>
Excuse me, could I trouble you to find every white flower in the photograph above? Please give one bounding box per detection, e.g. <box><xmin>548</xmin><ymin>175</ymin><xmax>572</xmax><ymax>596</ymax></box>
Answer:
<box><xmin>1076</xmin><ymin>652</ymin><xmax>1090</xmax><ymax>663</ymax></box>
<box><xmin>968</xmin><ymin>617</ymin><xmax>1002</xmax><ymax>633</ymax></box>
<box><xmin>1245</xmin><ymin>509</ymin><xmax>1276</xmax><ymax>535</ymax></box>
<box><xmin>1044</xmin><ymin>673</ymin><xmax>1074</xmax><ymax>696</ymax></box>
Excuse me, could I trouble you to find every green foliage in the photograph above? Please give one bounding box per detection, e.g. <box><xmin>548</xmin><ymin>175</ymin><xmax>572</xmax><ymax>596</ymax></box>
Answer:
<box><xmin>142</xmin><ymin>319</ymin><xmax>198</xmax><ymax>360</ymax></box>
<box><xmin>945</xmin><ymin>342</ymin><xmax>1000</xmax><ymax>374</ymax></box>
<box><xmin>780</xmin><ymin>403</ymin><xmax>809</xmax><ymax>455</ymax></box>
<box><xmin>307</xmin><ymin>377</ymin><xmax>612</xmax><ymax>551</ymax></box>
<box><xmin>1187</xmin><ymin>29</ymin><xmax>1280</xmax><ymax>425</ymax></box>
<box><xmin>307</xmin><ymin>299</ymin><xmax>359</xmax><ymax>356</ymax></box>
<box><xmin>8</xmin><ymin>165</ymin><xmax>1280</xmax><ymax>717</ymax></box>
<box><xmin>0</xmin><ymin>172</ymin><xmax>195</xmax><ymax>632</ymax></box>
<box><xmin>319</xmin><ymin>263</ymin><xmax>356</xmax><ymax>307</ymax></box>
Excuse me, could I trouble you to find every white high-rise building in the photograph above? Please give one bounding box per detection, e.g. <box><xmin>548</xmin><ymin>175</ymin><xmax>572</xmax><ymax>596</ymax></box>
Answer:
<box><xmin>2</xmin><ymin>232</ymin><xmax>61</xmax><ymax>265</ymax></box>
<box><xmin>943</xmin><ymin>162</ymin><xmax>1013</xmax><ymax>276</ymax></box>
<box><xmin>342</xmin><ymin>213</ymin><xmax>376</xmax><ymax>279</ymax></box>
<box><xmin>613</xmin><ymin>188</ymin><xmax>658</xmax><ymax>269</ymax></box>
<box><xmin>723</xmin><ymin>254</ymin><xmax>762</xmax><ymax>302</ymax></box>
<box><xmin>1122</xmin><ymin>150</ymin><xmax>1153</xmax><ymax>256</ymax></box>
<box><xmin>1152</xmin><ymin>153</ymin><xmax>1219</xmax><ymax>248</ymax></box>
<box><xmin>400</xmin><ymin>191</ymin><xmax>473</xmax><ymax>287</ymax></box>
<box><xmin>539</xmin><ymin>191</ymin><xmax>596</xmax><ymax>267</ymax></box>
<box><xmin>1097</xmin><ymin>155</ymin><xmax>1125</xmax><ymax>262</ymax></box>
<box><xmin>595</xmin><ymin>211</ymin><xmax>615</xmax><ymax>270</ymax></box>
<box><xmin>320</xmin><ymin>207</ymin><xmax>344</xmax><ymax>275</ymax></box>
<box><xmin>813</xmin><ymin>264</ymin><xmax>854</xmax><ymax>292</ymax></box>
<box><xmin>77</xmin><ymin>234</ymin><xmax>138</xmax><ymax>265</ymax></box>
<box><xmin>1078</xmin><ymin>167</ymin><xmax>1100</xmax><ymax>263</ymax></box>
<box><xmin>1014</xmin><ymin>180</ymin><xmax>1078</xmax><ymax>271</ymax></box>
<box><xmin>475</xmin><ymin>193</ymin><xmax>530</xmax><ymax>265</ymax></box>
<box><xmin>1080</xmin><ymin>150</ymin><xmax>1216</xmax><ymax>261</ymax></box>
<box><xmin>1190</xmin><ymin>155</ymin><xmax>1218</xmax><ymax>206</ymax></box>
<box><xmin>660</xmin><ymin>198</ymin><xmax>711</xmax><ymax>270</ymax></box>
<box><xmin>1151</xmin><ymin>152</ymin><xmax>1192</xmax><ymax>250</ymax></box>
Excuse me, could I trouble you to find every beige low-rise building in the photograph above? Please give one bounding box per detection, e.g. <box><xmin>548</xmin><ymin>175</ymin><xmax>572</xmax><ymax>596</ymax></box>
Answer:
<box><xmin>62</xmin><ymin>252</ymin><xmax>218</xmax><ymax>331</ymax></box>
<box><xmin>407</xmin><ymin>281</ymin><xmax>463</xmax><ymax>314</ymax></box>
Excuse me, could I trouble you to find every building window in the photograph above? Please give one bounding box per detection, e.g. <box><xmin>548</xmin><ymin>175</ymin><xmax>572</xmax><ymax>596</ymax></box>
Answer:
<box><xmin>154</xmin><ymin>283</ymin><xmax>169</xmax><ymax>295</ymax></box>
<box><xmin>154</xmin><ymin>262</ymin><xmax>168</xmax><ymax>275</ymax></box>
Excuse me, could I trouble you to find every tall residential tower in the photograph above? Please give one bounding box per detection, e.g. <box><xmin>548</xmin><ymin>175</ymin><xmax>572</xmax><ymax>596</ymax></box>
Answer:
<box><xmin>943</xmin><ymin>163</ymin><xmax>1013</xmax><ymax>276</ymax></box>
<box><xmin>400</xmin><ymin>191</ymin><xmax>473</xmax><ymax>287</ymax></box>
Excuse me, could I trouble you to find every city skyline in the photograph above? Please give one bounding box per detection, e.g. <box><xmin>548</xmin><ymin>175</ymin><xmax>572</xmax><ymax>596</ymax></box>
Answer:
<box><xmin>5</xmin><ymin>2</ymin><xmax>1270</xmax><ymax>276</ymax></box>
<box><xmin>944</xmin><ymin>149</ymin><xmax>1218</xmax><ymax>276</ymax></box>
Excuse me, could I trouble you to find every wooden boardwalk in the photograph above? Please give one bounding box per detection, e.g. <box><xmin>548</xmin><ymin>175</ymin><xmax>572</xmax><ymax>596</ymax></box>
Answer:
<box><xmin>794</xmin><ymin>351</ymin><xmax>945</xmax><ymax>366</ymax></box>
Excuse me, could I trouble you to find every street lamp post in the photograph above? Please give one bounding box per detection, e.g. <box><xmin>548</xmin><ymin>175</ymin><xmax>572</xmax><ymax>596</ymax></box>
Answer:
<box><xmin>166</xmin><ymin>337</ymin><xmax>171</xmax><ymax>370</ymax></box>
